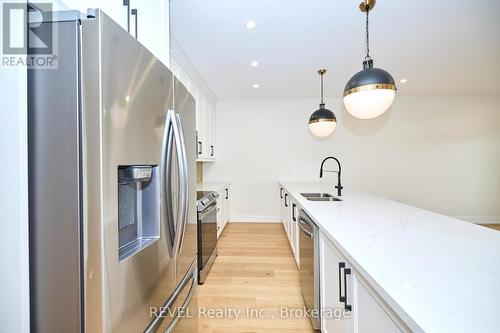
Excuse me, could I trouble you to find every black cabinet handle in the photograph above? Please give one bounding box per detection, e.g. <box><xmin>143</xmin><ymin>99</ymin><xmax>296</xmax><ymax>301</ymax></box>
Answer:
<box><xmin>339</xmin><ymin>262</ymin><xmax>346</xmax><ymax>303</ymax></box>
<box><xmin>225</xmin><ymin>188</ymin><xmax>228</xmax><ymax>200</ymax></box>
<box><xmin>280</xmin><ymin>188</ymin><xmax>283</xmax><ymax>199</ymax></box>
<box><xmin>292</xmin><ymin>203</ymin><xmax>296</xmax><ymax>221</ymax></box>
<box><xmin>343</xmin><ymin>267</ymin><xmax>352</xmax><ymax>311</ymax></box>
<box><xmin>198</xmin><ymin>141</ymin><xmax>202</xmax><ymax>155</ymax></box>
<box><xmin>131</xmin><ymin>8</ymin><xmax>138</xmax><ymax>39</ymax></box>
<box><xmin>123</xmin><ymin>0</ymin><xmax>130</xmax><ymax>32</ymax></box>
<box><xmin>284</xmin><ymin>194</ymin><xmax>288</xmax><ymax>207</ymax></box>
<box><xmin>210</xmin><ymin>145</ymin><xmax>214</xmax><ymax>157</ymax></box>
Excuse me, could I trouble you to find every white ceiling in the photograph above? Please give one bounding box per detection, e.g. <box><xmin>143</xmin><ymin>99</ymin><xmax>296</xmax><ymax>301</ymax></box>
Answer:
<box><xmin>170</xmin><ymin>0</ymin><xmax>500</xmax><ymax>100</ymax></box>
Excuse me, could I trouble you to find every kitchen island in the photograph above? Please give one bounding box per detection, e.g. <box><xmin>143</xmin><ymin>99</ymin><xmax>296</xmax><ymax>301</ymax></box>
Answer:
<box><xmin>279</xmin><ymin>181</ymin><xmax>500</xmax><ymax>333</ymax></box>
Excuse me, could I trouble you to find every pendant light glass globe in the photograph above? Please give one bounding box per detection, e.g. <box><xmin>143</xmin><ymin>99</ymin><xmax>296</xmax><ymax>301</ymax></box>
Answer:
<box><xmin>343</xmin><ymin>60</ymin><xmax>396</xmax><ymax>119</ymax></box>
<box><xmin>308</xmin><ymin>69</ymin><xmax>337</xmax><ymax>138</ymax></box>
<box><xmin>343</xmin><ymin>0</ymin><xmax>396</xmax><ymax>119</ymax></box>
<box><xmin>309</xmin><ymin>104</ymin><xmax>337</xmax><ymax>138</ymax></box>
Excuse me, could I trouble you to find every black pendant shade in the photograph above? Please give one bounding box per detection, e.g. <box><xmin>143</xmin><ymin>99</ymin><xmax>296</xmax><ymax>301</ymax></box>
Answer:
<box><xmin>343</xmin><ymin>59</ymin><xmax>396</xmax><ymax>96</ymax></box>
<box><xmin>309</xmin><ymin>103</ymin><xmax>336</xmax><ymax>124</ymax></box>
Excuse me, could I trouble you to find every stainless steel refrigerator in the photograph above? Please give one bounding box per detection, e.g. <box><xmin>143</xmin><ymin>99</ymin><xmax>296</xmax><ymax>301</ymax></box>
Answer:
<box><xmin>28</xmin><ymin>10</ymin><xmax>198</xmax><ymax>333</ymax></box>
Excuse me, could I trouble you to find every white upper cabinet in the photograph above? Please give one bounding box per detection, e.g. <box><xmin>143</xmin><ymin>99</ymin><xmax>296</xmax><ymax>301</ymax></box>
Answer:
<box><xmin>58</xmin><ymin>0</ymin><xmax>169</xmax><ymax>65</ymax></box>
<box><xmin>196</xmin><ymin>93</ymin><xmax>207</xmax><ymax>159</ymax></box>
<box><xmin>170</xmin><ymin>36</ymin><xmax>217</xmax><ymax>162</ymax></box>
<box><xmin>205</xmin><ymin>99</ymin><xmax>216</xmax><ymax>160</ymax></box>
<box><xmin>131</xmin><ymin>0</ymin><xmax>169</xmax><ymax>65</ymax></box>
<box><xmin>56</xmin><ymin>1</ymin><xmax>126</xmax><ymax>28</ymax></box>
<box><xmin>169</xmin><ymin>55</ymin><xmax>217</xmax><ymax>162</ymax></box>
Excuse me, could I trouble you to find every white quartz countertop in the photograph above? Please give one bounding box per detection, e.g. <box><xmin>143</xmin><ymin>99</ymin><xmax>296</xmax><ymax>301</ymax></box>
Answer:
<box><xmin>280</xmin><ymin>181</ymin><xmax>500</xmax><ymax>333</ymax></box>
<box><xmin>196</xmin><ymin>181</ymin><xmax>231</xmax><ymax>192</ymax></box>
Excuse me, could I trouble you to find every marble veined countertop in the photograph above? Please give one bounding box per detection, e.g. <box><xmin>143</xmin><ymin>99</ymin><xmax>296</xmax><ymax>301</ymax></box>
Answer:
<box><xmin>280</xmin><ymin>181</ymin><xmax>500</xmax><ymax>333</ymax></box>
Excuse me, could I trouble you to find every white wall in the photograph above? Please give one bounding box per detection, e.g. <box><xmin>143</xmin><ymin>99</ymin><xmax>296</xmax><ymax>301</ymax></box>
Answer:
<box><xmin>204</xmin><ymin>95</ymin><xmax>500</xmax><ymax>223</ymax></box>
<box><xmin>0</xmin><ymin>60</ymin><xmax>30</xmax><ymax>333</ymax></box>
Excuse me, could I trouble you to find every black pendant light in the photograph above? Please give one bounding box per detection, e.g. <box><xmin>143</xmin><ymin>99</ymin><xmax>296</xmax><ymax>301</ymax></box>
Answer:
<box><xmin>343</xmin><ymin>0</ymin><xmax>397</xmax><ymax>119</ymax></box>
<box><xmin>308</xmin><ymin>69</ymin><xmax>337</xmax><ymax>138</ymax></box>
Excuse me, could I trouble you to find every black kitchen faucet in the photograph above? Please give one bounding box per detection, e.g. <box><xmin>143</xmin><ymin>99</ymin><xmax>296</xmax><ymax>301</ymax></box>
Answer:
<box><xmin>319</xmin><ymin>156</ymin><xmax>343</xmax><ymax>197</ymax></box>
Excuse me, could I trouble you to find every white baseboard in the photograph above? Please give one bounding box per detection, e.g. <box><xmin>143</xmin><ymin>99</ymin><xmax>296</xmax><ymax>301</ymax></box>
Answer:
<box><xmin>454</xmin><ymin>216</ymin><xmax>500</xmax><ymax>224</ymax></box>
<box><xmin>229</xmin><ymin>215</ymin><xmax>280</xmax><ymax>223</ymax></box>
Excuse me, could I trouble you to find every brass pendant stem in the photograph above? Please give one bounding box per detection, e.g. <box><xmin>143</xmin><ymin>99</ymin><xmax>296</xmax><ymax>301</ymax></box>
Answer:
<box><xmin>359</xmin><ymin>0</ymin><xmax>375</xmax><ymax>12</ymax></box>
<box><xmin>318</xmin><ymin>69</ymin><xmax>327</xmax><ymax>104</ymax></box>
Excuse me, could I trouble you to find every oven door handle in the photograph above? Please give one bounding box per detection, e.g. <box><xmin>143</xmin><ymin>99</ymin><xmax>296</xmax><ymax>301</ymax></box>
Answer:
<box><xmin>198</xmin><ymin>201</ymin><xmax>217</xmax><ymax>220</ymax></box>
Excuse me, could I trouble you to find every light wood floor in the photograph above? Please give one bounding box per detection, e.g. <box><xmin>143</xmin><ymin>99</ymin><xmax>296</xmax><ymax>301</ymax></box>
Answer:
<box><xmin>197</xmin><ymin>223</ymin><xmax>314</xmax><ymax>333</ymax></box>
<box><xmin>481</xmin><ymin>224</ymin><xmax>500</xmax><ymax>231</ymax></box>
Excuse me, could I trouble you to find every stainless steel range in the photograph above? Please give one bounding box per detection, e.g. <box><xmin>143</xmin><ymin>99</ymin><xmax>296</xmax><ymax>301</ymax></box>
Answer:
<box><xmin>197</xmin><ymin>191</ymin><xmax>219</xmax><ymax>284</ymax></box>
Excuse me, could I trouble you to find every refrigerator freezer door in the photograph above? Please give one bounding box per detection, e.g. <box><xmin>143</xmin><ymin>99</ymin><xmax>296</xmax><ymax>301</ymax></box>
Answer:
<box><xmin>173</xmin><ymin>78</ymin><xmax>198</xmax><ymax>283</ymax></box>
<box><xmin>145</xmin><ymin>260</ymin><xmax>198</xmax><ymax>333</ymax></box>
<box><xmin>81</xmin><ymin>11</ymin><xmax>180</xmax><ymax>332</ymax></box>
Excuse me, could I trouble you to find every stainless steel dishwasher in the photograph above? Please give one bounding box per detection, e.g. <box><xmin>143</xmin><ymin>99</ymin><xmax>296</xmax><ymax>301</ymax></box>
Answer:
<box><xmin>299</xmin><ymin>209</ymin><xmax>320</xmax><ymax>331</ymax></box>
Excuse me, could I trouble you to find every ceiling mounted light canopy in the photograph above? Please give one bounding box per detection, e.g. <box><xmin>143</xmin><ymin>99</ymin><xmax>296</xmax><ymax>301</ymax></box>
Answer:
<box><xmin>245</xmin><ymin>20</ymin><xmax>257</xmax><ymax>29</ymax></box>
<box><xmin>309</xmin><ymin>69</ymin><xmax>337</xmax><ymax>138</ymax></box>
<box><xmin>343</xmin><ymin>0</ymin><xmax>396</xmax><ymax>119</ymax></box>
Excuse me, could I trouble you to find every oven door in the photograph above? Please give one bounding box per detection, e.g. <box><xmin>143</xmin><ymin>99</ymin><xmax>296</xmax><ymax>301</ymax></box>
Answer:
<box><xmin>197</xmin><ymin>200</ymin><xmax>218</xmax><ymax>283</ymax></box>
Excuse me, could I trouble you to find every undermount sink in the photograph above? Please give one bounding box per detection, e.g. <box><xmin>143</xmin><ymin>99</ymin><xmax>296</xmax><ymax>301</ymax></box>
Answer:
<box><xmin>301</xmin><ymin>193</ymin><xmax>342</xmax><ymax>202</ymax></box>
<box><xmin>301</xmin><ymin>193</ymin><xmax>333</xmax><ymax>198</ymax></box>
<box><xmin>307</xmin><ymin>197</ymin><xmax>343</xmax><ymax>202</ymax></box>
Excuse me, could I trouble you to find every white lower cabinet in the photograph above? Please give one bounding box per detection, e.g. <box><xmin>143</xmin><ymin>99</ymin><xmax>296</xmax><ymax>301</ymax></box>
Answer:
<box><xmin>283</xmin><ymin>191</ymin><xmax>290</xmax><ymax>235</ymax></box>
<box><xmin>279</xmin><ymin>186</ymin><xmax>286</xmax><ymax>225</ymax></box>
<box><xmin>216</xmin><ymin>185</ymin><xmax>231</xmax><ymax>238</ymax></box>
<box><xmin>288</xmin><ymin>199</ymin><xmax>299</xmax><ymax>266</ymax></box>
<box><xmin>320</xmin><ymin>234</ymin><xmax>353</xmax><ymax>333</ymax></box>
<box><xmin>354</xmin><ymin>277</ymin><xmax>404</xmax><ymax>333</ymax></box>
<box><xmin>279</xmin><ymin>186</ymin><xmax>300</xmax><ymax>267</ymax></box>
<box><xmin>320</xmin><ymin>232</ymin><xmax>405</xmax><ymax>333</ymax></box>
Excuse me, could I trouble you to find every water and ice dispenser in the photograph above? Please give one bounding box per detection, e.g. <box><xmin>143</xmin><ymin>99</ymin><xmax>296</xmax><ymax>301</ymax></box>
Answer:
<box><xmin>118</xmin><ymin>165</ymin><xmax>160</xmax><ymax>261</ymax></box>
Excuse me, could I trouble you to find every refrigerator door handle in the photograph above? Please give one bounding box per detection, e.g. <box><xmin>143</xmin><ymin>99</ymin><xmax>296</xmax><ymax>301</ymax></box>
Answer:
<box><xmin>144</xmin><ymin>260</ymin><xmax>197</xmax><ymax>333</ymax></box>
<box><xmin>171</xmin><ymin>112</ymin><xmax>189</xmax><ymax>259</ymax></box>
<box><xmin>161</xmin><ymin>110</ymin><xmax>176</xmax><ymax>254</ymax></box>
<box><xmin>163</xmin><ymin>263</ymin><xmax>196</xmax><ymax>333</ymax></box>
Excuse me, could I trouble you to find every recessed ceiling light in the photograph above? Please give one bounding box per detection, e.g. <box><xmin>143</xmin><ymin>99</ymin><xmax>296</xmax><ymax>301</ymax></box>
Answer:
<box><xmin>399</xmin><ymin>78</ymin><xmax>408</xmax><ymax>84</ymax></box>
<box><xmin>252</xmin><ymin>84</ymin><xmax>259</xmax><ymax>89</ymax></box>
<box><xmin>251</xmin><ymin>61</ymin><xmax>258</xmax><ymax>67</ymax></box>
<box><xmin>246</xmin><ymin>20</ymin><xmax>257</xmax><ymax>29</ymax></box>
